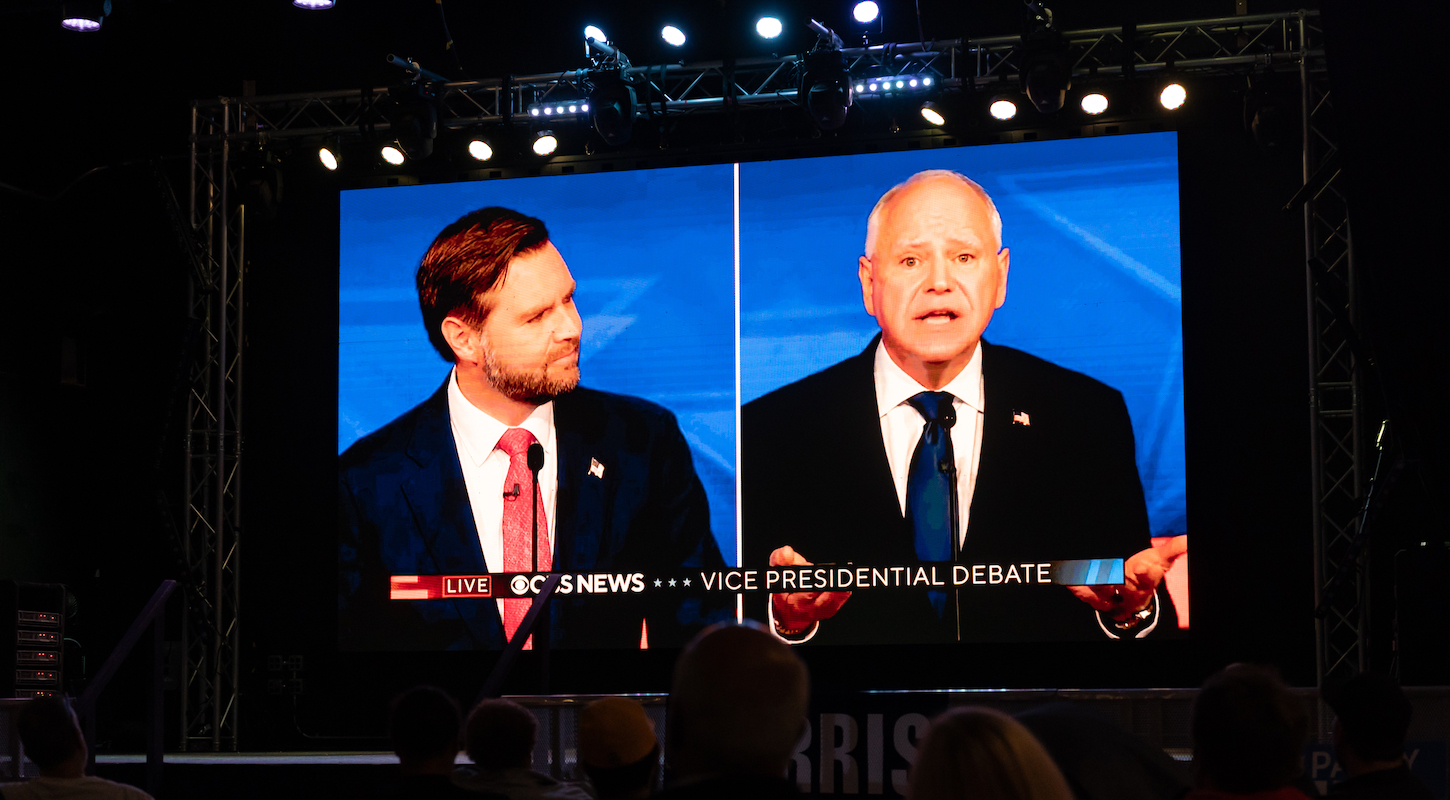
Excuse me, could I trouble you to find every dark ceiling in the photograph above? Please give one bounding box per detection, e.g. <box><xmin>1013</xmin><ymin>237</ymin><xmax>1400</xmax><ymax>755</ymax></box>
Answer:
<box><xmin>2</xmin><ymin>0</ymin><xmax>1319</xmax><ymax>194</ymax></box>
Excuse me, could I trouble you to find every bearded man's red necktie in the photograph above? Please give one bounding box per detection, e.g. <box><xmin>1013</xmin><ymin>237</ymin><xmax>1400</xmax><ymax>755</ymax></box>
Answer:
<box><xmin>496</xmin><ymin>428</ymin><xmax>551</xmax><ymax>649</ymax></box>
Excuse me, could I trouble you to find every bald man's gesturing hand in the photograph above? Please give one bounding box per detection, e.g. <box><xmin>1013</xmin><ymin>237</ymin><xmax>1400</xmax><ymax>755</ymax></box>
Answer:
<box><xmin>1066</xmin><ymin>546</ymin><xmax>1171</xmax><ymax>619</ymax></box>
<box><xmin>769</xmin><ymin>545</ymin><xmax>851</xmax><ymax>637</ymax></box>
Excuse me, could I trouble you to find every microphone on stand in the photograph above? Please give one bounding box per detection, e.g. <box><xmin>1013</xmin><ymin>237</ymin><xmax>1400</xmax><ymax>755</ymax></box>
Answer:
<box><xmin>527</xmin><ymin>442</ymin><xmax>545</xmax><ymax>574</ymax></box>
<box><xmin>937</xmin><ymin>403</ymin><xmax>961</xmax><ymax>640</ymax></box>
<box><xmin>936</xmin><ymin>404</ymin><xmax>959</xmax><ymax>561</ymax></box>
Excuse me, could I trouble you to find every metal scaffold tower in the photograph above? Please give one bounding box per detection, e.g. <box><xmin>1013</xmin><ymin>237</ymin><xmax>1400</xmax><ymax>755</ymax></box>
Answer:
<box><xmin>1298</xmin><ymin>18</ymin><xmax>1365</xmax><ymax>687</ymax></box>
<box><xmin>183</xmin><ymin>9</ymin><xmax>1350</xmax><ymax>743</ymax></box>
<box><xmin>183</xmin><ymin>102</ymin><xmax>244</xmax><ymax>751</ymax></box>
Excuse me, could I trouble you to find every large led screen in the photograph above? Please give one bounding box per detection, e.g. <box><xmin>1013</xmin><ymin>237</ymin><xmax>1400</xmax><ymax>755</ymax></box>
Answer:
<box><xmin>337</xmin><ymin>131</ymin><xmax>1188</xmax><ymax>651</ymax></box>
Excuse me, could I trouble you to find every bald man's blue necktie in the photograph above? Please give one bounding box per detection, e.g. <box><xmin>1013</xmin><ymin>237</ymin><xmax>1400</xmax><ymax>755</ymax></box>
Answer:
<box><xmin>906</xmin><ymin>391</ymin><xmax>956</xmax><ymax>618</ymax></box>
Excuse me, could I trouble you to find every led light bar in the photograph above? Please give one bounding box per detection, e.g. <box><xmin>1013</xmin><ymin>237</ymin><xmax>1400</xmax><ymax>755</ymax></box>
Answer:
<box><xmin>852</xmin><ymin>75</ymin><xmax>935</xmax><ymax>96</ymax></box>
<box><xmin>527</xmin><ymin>102</ymin><xmax>591</xmax><ymax>118</ymax></box>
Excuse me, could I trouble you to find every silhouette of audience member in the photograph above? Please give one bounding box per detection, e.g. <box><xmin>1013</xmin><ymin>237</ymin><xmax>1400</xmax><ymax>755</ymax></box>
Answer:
<box><xmin>907</xmin><ymin>707</ymin><xmax>1074</xmax><ymax>800</ymax></box>
<box><xmin>1322</xmin><ymin>673</ymin><xmax>1434</xmax><ymax>800</ymax></box>
<box><xmin>453</xmin><ymin>699</ymin><xmax>592</xmax><ymax>800</ymax></box>
<box><xmin>1017</xmin><ymin>702</ymin><xmax>1190</xmax><ymax>800</ymax></box>
<box><xmin>0</xmin><ymin>697</ymin><xmax>152</xmax><ymax>800</ymax></box>
<box><xmin>656</xmin><ymin>622</ymin><xmax>810</xmax><ymax>799</ymax></box>
<box><xmin>576</xmin><ymin>697</ymin><xmax>660</xmax><ymax>800</ymax></box>
<box><xmin>384</xmin><ymin>686</ymin><xmax>505</xmax><ymax>800</ymax></box>
<box><xmin>1186</xmin><ymin>664</ymin><xmax>1312</xmax><ymax>800</ymax></box>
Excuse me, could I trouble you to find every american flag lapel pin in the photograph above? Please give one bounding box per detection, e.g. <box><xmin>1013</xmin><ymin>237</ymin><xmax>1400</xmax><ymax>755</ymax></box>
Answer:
<box><xmin>1012</xmin><ymin>410</ymin><xmax>1032</xmax><ymax>426</ymax></box>
<box><xmin>588</xmin><ymin>458</ymin><xmax>606</xmax><ymax>479</ymax></box>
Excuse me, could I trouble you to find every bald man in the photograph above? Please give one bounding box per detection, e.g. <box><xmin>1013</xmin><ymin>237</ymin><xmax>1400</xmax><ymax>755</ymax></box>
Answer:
<box><xmin>741</xmin><ymin>170</ymin><xmax>1170</xmax><ymax>646</ymax></box>
<box><xmin>657</xmin><ymin>622</ymin><xmax>809</xmax><ymax>799</ymax></box>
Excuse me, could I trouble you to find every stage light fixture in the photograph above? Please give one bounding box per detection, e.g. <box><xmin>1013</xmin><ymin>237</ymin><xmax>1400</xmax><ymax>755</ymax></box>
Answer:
<box><xmin>662</xmin><ymin>25</ymin><xmax>686</xmax><ymax>47</ymax></box>
<box><xmin>1160</xmin><ymin>82</ymin><xmax>1186</xmax><ymax>110</ymax></box>
<box><xmin>293</xmin><ymin>0</ymin><xmax>335</xmax><ymax>8</ymax></box>
<box><xmin>468</xmin><ymin>139</ymin><xmax>493</xmax><ymax>161</ymax></box>
<box><xmin>584</xmin><ymin>25</ymin><xmax>607</xmax><ymax>43</ymax></box>
<box><xmin>380</xmin><ymin>145</ymin><xmax>406</xmax><ymax>165</ymax></box>
<box><xmin>853</xmin><ymin>1</ymin><xmax>879</xmax><ymax>24</ymax></box>
<box><xmin>1018</xmin><ymin>2</ymin><xmax>1071</xmax><ymax>114</ymax></box>
<box><xmin>920</xmin><ymin>102</ymin><xmax>945</xmax><ymax>127</ymax></box>
<box><xmin>756</xmin><ymin>17</ymin><xmax>783</xmax><ymax>38</ymax></box>
<box><xmin>801</xmin><ymin>44</ymin><xmax>852</xmax><ymax>131</ymax></box>
<box><xmin>588</xmin><ymin>70</ymin><xmax>638</xmax><ymax>147</ymax></box>
<box><xmin>989</xmin><ymin>94</ymin><xmax>1019</xmax><ymax>121</ymax></box>
<box><xmin>61</xmin><ymin>0</ymin><xmax>110</xmax><ymax>31</ymax></box>
<box><xmin>1081</xmin><ymin>92</ymin><xmax>1108</xmax><ymax>115</ymax></box>
<box><xmin>319</xmin><ymin>146</ymin><xmax>340</xmax><ymax>171</ymax></box>
<box><xmin>381</xmin><ymin>55</ymin><xmax>444</xmax><ymax>160</ymax></box>
<box><xmin>533</xmin><ymin>131</ymin><xmax>558</xmax><ymax>156</ymax></box>
<box><xmin>854</xmin><ymin>74</ymin><xmax>935</xmax><ymax>97</ymax></box>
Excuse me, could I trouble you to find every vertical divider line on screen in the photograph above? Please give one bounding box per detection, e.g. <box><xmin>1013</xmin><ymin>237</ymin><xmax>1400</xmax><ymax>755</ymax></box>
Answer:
<box><xmin>733</xmin><ymin>161</ymin><xmax>744</xmax><ymax>623</ymax></box>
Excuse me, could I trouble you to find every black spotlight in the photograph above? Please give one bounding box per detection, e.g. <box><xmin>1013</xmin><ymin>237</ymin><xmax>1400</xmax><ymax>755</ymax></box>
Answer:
<box><xmin>588</xmin><ymin>70</ymin><xmax>637</xmax><ymax>147</ymax></box>
<box><xmin>380</xmin><ymin>55</ymin><xmax>445</xmax><ymax>160</ymax></box>
<box><xmin>1244</xmin><ymin>73</ymin><xmax>1292</xmax><ymax>153</ymax></box>
<box><xmin>380</xmin><ymin>84</ymin><xmax>439</xmax><ymax>160</ymax></box>
<box><xmin>1018</xmin><ymin>1</ymin><xmax>1071</xmax><ymax>114</ymax></box>
<box><xmin>801</xmin><ymin>48</ymin><xmax>853</xmax><ymax>130</ymax></box>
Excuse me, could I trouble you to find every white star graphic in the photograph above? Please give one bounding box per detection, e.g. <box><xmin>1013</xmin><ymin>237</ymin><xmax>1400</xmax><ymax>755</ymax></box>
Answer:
<box><xmin>683</xmin><ymin>578</ymin><xmax>692</xmax><ymax>587</ymax></box>
<box><xmin>653</xmin><ymin>579</ymin><xmax>662</xmax><ymax>588</ymax></box>
<box><xmin>668</xmin><ymin>579</ymin><xmax>677</xmax><ymax>587</ymax></box>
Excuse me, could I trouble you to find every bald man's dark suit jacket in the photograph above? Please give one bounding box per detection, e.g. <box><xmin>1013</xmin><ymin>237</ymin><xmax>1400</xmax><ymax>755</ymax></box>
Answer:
<box><xmin>741</xmin><ymin>338</ymin><xmax>1161</xmax><ymax>645</ymax></box>
<box><xmin>338</xmin><ymin>381</ymin><xmax>732</xmax><ymax>651</ymax></box>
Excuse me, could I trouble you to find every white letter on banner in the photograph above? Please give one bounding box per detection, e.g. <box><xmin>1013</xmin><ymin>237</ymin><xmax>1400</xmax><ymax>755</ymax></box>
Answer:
<box><xmin>820</xmin><ymin>714</ymin><xmax>860</xmax><ymax>794</ymax></box>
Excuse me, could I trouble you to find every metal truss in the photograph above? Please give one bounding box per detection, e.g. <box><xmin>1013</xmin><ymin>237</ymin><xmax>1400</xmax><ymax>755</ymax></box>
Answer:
<box><xmin>182</xmin><ymin>102</ymin><xmax>244</xmax><ymax>751</ymax></box>
<box><xmin>1299</xmin><ymin>16</ymin><xmax>1364</xmax><ymax>687</ymax></box>
<box><xmin>196</xmin><ymin>10</ymin><xmax>1320</xmax><ymax>145</ymax></box>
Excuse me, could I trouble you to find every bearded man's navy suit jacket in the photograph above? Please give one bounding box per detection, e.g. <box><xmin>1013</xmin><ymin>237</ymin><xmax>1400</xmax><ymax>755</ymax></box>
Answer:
<box><xmin>339</xmin><ymin>381</ymin><xmax>732</xmax><ymax>650</ymax></box>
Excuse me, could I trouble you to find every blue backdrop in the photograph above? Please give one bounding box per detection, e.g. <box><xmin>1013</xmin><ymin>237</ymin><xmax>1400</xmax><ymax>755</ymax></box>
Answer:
<box><xmin>738</xmin><ymin>133</ymin><xmax>1186</xmax><ymax>539</ymax></box>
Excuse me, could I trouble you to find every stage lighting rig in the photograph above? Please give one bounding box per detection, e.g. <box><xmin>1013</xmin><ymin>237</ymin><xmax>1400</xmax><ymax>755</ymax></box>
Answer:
<box><xmin>854</xmin><ymin>75</ymin><xmax>935</xmax><ymax>96</ymax></box>
<box><xmin>380</xmin><ymin>54</ymin><xmax>446</xmax><ymax>160</ymax></box>
<box><xmin>920</xmin><ymin>101</ymin><xmax>945</xmax><ymax>127</ymax></box>
<box><xmin>852</xmin><ymin>1</ymin><xmax>883</xmax><ymax>45</ymax></box>
<box><xmin>533</xmin><ymin>131</ymin><xmax>559</xmax><ymax>156</ymax></box>
<box><xmin>989</xmin><ymin>94</ymin><xmax>1019</xmax><ymax>121</ymax></box>
<box><xmin>1160</xmin><ymin>81</ymin><xmax>1187</xmax><ymax>110</ymax></box>
<box><xmin>800</xmin><ymin>19</ymin><xmax>852</xmax><ymax>131</ymax></box>
<box><xmin>468</xmin><ymin>139</ymin><xmax>493</xmax><ymax>162</ymax></box>
<box><xmin>1018</xmin><ymin>0</ymin><xmax>1071</xmax><ymax>114</ymax></box>
<box><xmin>585</xmin><ymin>28</ymin><xmax>632</xmax><ymax>69</ymax></box>
<box><xmin>60</xmin><ymin>0</ymin><xmax>110</xmax><ymax>31</ymax></box>
<box><xmin>318</xmin><ymin>137</ymin><xmax>343</xmax><ymax>171</ymax></box>
<box><xmin>586</xmin><ymin>70</ymin><xmax>637</xmax><ymax>147</ymax></box>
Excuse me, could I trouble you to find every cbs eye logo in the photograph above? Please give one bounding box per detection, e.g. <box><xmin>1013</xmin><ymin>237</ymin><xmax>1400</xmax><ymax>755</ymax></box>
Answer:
<box><xmin>510</xmin><ymin>575</ymin><xmax>532</xmax><ymax>595</ymax></box>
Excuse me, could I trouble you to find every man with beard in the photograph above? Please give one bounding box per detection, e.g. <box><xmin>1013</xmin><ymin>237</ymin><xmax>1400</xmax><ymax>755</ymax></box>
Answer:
<box><xmin>339</xmin><ymin>207</ymin><xmax>730</xmax><ymax>651</ymax></box>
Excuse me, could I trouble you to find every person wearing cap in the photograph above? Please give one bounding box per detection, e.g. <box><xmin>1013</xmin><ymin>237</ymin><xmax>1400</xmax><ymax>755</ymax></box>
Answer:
<box><xmin>1323</xmin><ymin>673</ymin><xmax>1434</xmax><ymax>800</ymax></box>
<box><xmin>576</xmin><ymin>698</ymin><xmax>661</xmax><ymax>800</ymax></box>
<box><xmin>454</xmin><ymin>699</ymin><xmax>593</xmax><ymax>800</ymax></box>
